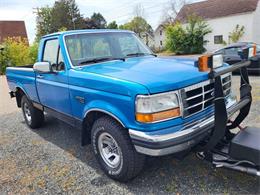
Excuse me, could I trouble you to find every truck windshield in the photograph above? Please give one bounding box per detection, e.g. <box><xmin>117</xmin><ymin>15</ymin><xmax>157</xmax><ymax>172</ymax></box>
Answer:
<box><xmin>65</xmin><ymin>32</ymin><xmax>153</xmax><ymax>66</ymax></box>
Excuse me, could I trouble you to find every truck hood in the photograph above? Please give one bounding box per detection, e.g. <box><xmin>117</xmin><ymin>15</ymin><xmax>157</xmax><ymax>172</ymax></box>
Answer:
<box><xmin>78</xmin><ymin>56</ymin><xmax>209</xmax><ymax>94</ymax></box>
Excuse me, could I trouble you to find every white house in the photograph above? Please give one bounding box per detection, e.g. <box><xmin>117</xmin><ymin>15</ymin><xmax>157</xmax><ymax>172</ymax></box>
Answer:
<box><xmin>154</xmin><ymin>24</ymin><xmax>167</xmax><ymax>51</ymax></box>
<box><xmin>155</xmin><ymin>0</ymin><xmax>260</xmax><ymax>52</ymax></box>
<box><xmin>139</xmin><ymin>32</ymin><xmax>155</xmax><ymax>49</ymax></box>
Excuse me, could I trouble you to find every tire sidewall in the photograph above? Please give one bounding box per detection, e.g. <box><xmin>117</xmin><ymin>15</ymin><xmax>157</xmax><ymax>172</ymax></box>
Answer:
<box><xmin>21</xmin><ymin>96</ymin><xmax>33</xmax><ymax>127</ymax></box>
<box><xmin>92</xmin><ymin>123</ymin><xmax>127</xmax><ymax>178</ymax></box>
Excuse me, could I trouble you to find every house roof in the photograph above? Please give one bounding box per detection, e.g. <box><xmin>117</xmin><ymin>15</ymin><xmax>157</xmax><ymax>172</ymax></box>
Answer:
<box><xmin>176</xmin><ymin>0</ymin><xmax>259</xmax><ymax>23</ymax></box>
<box><xmin>0</xmin><ymin>21</ymin><xmax>28</xmax><ymax>43</ymax></box>
<box><xmin>155</xmin><ymin>24</ymin><xmax>166</xmax><ymax>32</ymax></box>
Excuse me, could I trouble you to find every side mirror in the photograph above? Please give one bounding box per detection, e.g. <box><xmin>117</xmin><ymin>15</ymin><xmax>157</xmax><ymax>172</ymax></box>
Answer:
<box><xmin>33</xmin><ymin>62</ymin><xmax>52</xmax><ymax>73</ymax></box>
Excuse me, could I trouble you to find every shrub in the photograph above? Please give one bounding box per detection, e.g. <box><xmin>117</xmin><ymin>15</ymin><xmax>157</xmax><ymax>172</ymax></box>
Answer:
<box><xmin>165</xmin><ymin>15</ymin><xmax>212</xmax><ymax>54</ymax></box>
<box><xmin>0</xmin><ymin>37</ymin><xmax>38</xmax><ymax>74</ymax></box>
<box><xmin>229</xmin><ymin>24</ymin><xmax>245</xmax><ymax>44</ymax></box>
<box><xmin>165</xmin><ymin>22</ymin><xmax>186</xmax><ymax>54</ymax></box>
<box><xmin>29</xmin><ymin>42</ymin><xmax>39</xmax><ymax>63</ymax></box>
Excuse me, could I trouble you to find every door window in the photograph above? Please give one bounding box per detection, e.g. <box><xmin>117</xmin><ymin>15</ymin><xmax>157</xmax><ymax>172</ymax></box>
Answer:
<box><xmin>43</xmin><ymin>39</ymin><xmax>59</xmax><ymax>65</ymax></box>
<box><xmin>43</xmin><ymin>39</ymin><xmax>65</xmax><ymax>71</ymax></box>
<box><xmin>56</xmin><ymin>47</ymin><xmax>65</xmax><ymax>71</ymax></box>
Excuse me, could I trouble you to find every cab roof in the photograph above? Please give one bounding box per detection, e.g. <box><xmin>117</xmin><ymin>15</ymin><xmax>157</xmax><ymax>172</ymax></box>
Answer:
<box><xmin>42</xmin><ymin>29</ymin><xmax>133</xmax><ymax>38</ymax></box>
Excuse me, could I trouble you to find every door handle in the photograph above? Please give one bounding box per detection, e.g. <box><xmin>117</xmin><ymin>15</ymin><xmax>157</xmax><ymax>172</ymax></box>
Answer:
<box><xmin>37</xmin><ymin>75</ymin><xmax>44</xmax><ymax>79</ymax></box>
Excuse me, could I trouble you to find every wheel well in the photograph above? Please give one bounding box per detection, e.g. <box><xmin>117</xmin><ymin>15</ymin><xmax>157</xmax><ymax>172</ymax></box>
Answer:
<box><xmin>15</xmin><ymin>88</ymin><xmax>25</xmax><ymax>108</ymax></box>
<box><xmin>81</xmin><ymin>110</ymin><xmax>125</xmax><ymax>146</ymax></box>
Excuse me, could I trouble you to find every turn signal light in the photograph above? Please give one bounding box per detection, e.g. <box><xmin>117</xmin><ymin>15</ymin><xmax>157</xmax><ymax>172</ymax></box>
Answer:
<box><xmin>136</xmin><ymin>108</ymin><xmax>180</xmax><ymax>123</ymax></box>
<box><xmin>252</xmin><ymin>44</ymin><xmax>257</xmax><ymax>57</ymax></box>
<box><xmin>198</xmin><ymin>55</ymin><xmax>210</xmax><ymax>72</ymax></box>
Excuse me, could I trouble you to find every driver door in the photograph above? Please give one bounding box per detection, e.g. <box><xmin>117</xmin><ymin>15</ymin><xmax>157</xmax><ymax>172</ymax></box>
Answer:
<box><xmin>36</xmin><ymin>38</ymin><xmax>72</xmax><ymax>117</ymax></box>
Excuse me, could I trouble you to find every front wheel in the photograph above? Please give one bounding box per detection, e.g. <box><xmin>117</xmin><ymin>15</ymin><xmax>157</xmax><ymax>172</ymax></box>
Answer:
<box><xmin>91</xmin><ymin>116</ymin><xmax>145</xmax><ymax>182</ymax></box>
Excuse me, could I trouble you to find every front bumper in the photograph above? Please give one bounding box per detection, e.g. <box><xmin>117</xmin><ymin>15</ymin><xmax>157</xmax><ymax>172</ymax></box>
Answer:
<box><xmin>129</xmin><ymin>97</ymin><xmax>239</xmax><ymax>156</ymax></box>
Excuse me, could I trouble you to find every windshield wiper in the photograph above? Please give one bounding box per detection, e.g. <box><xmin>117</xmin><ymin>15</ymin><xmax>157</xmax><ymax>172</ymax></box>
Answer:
<box><xmin>79</xmin><ymin>57</ymin><xmax>125</xmax><ymax>65</ymax></box>
<box><xmin>126</xmin><ymin>53</ymin><xmax>157</xmax><ymax>57</ymax></box>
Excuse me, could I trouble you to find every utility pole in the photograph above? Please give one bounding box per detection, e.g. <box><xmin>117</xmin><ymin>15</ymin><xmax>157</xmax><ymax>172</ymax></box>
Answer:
<box><xmin>70</xmin><ymin>4</ymin><xmax>75</xmax><ymax>30</ymax></box>
<box><xmin>33</xmin><ymin>7</ymin><xmax>43</xmax><ymax>23</ymax></box>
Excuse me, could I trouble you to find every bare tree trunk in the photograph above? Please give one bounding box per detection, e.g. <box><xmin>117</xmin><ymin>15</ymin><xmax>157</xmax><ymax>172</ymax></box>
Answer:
<box><xmin>160</xmin><ymin>0</ymin><xmax>190</xmax><ymax>25</ymax></box>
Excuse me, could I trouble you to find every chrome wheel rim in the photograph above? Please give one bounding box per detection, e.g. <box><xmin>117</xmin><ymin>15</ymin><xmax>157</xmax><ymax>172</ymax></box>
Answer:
<box><xmin>98</xmin><ymin>132</ymin><xmax>121</xmax><ymax>168</ymax></box>
<box><xmin>23</xmin><ymin>102</ymin><xmax>31</xmax><ymax>123</ymax></box>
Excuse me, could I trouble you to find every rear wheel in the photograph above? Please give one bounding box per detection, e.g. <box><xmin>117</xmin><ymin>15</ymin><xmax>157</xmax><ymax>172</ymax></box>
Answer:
<box><xmin>91</xmin><ymin>116</ymin><xmax>145</xmax><ymax>182</ymax></box>
<box><xmin>21</xmin><ymin>95</ymin><xmax>44</xmax><ymax>128</ymax></box>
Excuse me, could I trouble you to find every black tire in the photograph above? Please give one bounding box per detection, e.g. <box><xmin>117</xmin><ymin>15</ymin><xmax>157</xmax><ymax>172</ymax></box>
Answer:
<box><xmin>21</xmin><ymin>95</ymin><xmax>44</xmax><ymax>129</ymax></box>
<box><xmin>91</xmin><ymin>116</ymin><xmax>145</xmax><ymax>182</ymax></box>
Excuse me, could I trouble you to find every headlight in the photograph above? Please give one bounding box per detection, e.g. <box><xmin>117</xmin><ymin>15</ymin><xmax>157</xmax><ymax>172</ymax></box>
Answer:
<box><xmin>212</xmin><ymin>54</ymin><xmax>223</xmax><ymax>69</ymax></box>
<box><xmin>135</xmin><ymin>91</ymin><xmax>181</xmax><ymax>123</ymax></box>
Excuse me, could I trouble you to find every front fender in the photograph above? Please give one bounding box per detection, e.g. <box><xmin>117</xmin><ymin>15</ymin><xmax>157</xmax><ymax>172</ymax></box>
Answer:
<box><xmin>83</xmin><ymin>100</ymin><xmax>130</xmax><ymax>128</ymax></box>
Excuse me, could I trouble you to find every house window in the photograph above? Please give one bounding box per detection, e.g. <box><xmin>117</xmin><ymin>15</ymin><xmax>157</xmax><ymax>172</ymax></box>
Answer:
<box><xmin>214</xmin><ymin>35</ymin><xmax>223</xmax><ymax>44</ymax></box>
<box><xmin>160</xmin><ymin>30</ymin><xmax>162</xmax><ymax>36</ymax></box>
<box><xmin>160</xmin><ymin>41</ymin><xmax>163</xmax><ymax>46</ymax></box>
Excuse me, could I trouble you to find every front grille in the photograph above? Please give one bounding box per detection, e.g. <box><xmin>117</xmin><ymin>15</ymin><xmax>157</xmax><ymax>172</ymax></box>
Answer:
<box><xmin>181</xmin><ymin>74</ymin><xmax>232</xmax><ymax>117</ymax></box>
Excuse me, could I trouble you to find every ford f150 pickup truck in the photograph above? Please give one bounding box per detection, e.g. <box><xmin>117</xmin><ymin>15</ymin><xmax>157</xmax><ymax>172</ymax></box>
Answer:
<box><xmin>6</xmin><ymin>30</ymin><xmax>260</xmax><ymax>181</ymax></box>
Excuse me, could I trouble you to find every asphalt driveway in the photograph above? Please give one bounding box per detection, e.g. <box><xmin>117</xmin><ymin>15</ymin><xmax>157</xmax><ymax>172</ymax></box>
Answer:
<box><xmin>0</xmin><ymin>75</ymin><xmax>259</xmax><ymax>194</ymax></box>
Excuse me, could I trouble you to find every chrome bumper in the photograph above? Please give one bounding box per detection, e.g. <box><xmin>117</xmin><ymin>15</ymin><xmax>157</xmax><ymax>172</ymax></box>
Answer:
<box><xmin>129</xmin><ymin>97</ymin><xmax>237</xmax><ymax>156</ymax></box>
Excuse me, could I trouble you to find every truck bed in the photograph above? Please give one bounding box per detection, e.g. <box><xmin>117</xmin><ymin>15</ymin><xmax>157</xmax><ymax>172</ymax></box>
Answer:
<box><xmin>6</xmin><ymin>65</ymin><xmax>39</xmax><ymax>102</ymax></box>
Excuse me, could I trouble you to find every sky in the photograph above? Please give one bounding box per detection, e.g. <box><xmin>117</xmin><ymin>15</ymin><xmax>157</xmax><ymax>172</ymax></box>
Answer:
<box><xmin>0</xmin><ymin>0</ymin><xmax>197</xmax><ymax>43</ymax></box>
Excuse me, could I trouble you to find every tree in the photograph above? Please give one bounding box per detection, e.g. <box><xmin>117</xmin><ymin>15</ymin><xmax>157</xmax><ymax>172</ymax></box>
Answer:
<box><xmin>133</xmin><ymin>4</ymin><xmax>145</xmax><ymax>18</ymax></box>
<box><xmin>184</xmin><ymin>15</ymin><xmax>212</xmax><ymax>54</ymax></box>
<box><xmin>119</xmin><ymin>4</ymin><xmax>152</xmax><ymax>36</ymax></box>
<box><xmin>28</xmin><ymin>42</ymin><xmax>39</xmax><ymax>63</ymax></box>
<box><xmin>161</xmin><ymin>0</ymin><xmax>189</xmax><ymax>25</ymax></box>
<box><xmin>229</xmin><ymin>24</ymin><xmax>245</xmax><ymax>43</ymax></box>
<box><xmin>119</xmin><ymin>17</ymin><xmax>153</xmax><ymax>37</ymax></box>
<box><xmin>35</xmin><ymin>6</ymin><xmax>52</xmax><ymax>41</ymax></box>
<box><xmin>107</xmin><ymin>21</ymin><xmax>118</xmax><ymax>29</ymax></box>
<box><xmin>0</xmin><ymin>45</ymin><xmax>5</xmax><ymax>74</ymax></box>
<box><xmin>84</xmin><ymin>17</ymin><xmax>95</xmax><ymax>29</ymax></box>
<box><xmin>51</xmin><ymin>0</ymin><xmax>85</xmax><ymax>31</ymax></box>
<box><xmin>165</xmin><ymin>22</ymin><xmax>186</xmax><ymax>54</ymax></box>
<box><xmin>85</xmin><ymin>12</ymin><xmax>107</xmax><ymax>29</ymax></box>
<box><xmin>35</xmin><ymin>0</ymin><xmax>85</xmax><ymax>40</ymax></box>
<box><xmin>165</xmin><ymin>15</ymin><xmax>211</xmax><ymax>54</ymax></box>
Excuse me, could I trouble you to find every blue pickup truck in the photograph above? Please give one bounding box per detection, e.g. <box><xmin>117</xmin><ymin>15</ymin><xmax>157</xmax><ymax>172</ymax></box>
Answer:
<box><xmin>6</xmin><ymin>30</ymin><xmax>259</xmax><ymax>181</ymax></box>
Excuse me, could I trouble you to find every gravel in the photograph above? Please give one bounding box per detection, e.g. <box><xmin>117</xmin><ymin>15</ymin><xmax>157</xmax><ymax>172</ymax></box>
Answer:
<box><xmin>0</xmin><ymin>75</ymin><xmax>260</xmax><ymax>194</ymax></box>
